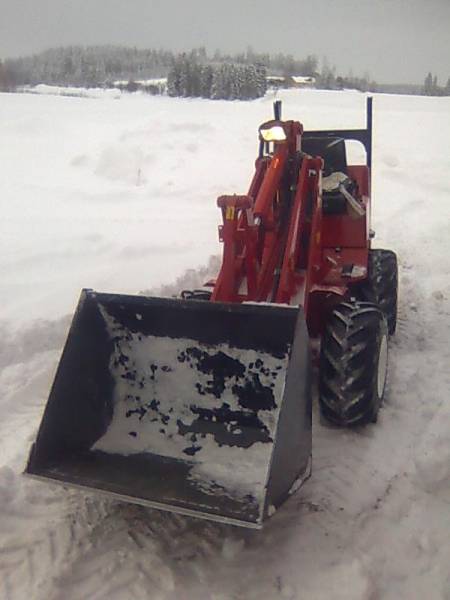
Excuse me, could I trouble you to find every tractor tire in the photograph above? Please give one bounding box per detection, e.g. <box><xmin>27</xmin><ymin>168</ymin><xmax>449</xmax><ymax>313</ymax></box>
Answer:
<box><xmin>360</xmin><ymin>249</ymin><xmax>398</xmax><ymax>335</ymax></box>
<box><xmin>319</xmin><ymin>301</ymin><xmax>388</xmax><ymax>427</ymax></box>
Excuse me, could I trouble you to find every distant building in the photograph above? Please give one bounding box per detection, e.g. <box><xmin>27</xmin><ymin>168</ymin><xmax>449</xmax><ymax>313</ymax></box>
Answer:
<box><xmin>266</xmin><ymin>75</ymin><xmax>287</xmax><ymax>88</ymax></box>
<box><xmin>290</xmin><ymin>75</ymin><xmax>316</xmax><ymax>88</ymax></box>
<box><xmin>266</xmin><ymin>75</ymin><xmax>316</xmax><ymax>90</ymax></box>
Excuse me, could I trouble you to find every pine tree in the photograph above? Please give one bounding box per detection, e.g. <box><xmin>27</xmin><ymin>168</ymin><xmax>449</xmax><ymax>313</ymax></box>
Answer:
<box><xmin>178</xmin><ymin>54</ymin><xmax>189</xmax><ymax>96</ymax></box>
<box><xmin>302</xmin><ymin>55</ymin><xmax>318</xmax><ymax>77</ymax></box>
<box><xmin>445</xmin><ymin>77</ymin><xmax>450</xmax><ymax>96</ymax></box>
<box><xmin>240</xmin><ymin>65</ymin><xmax>251</xmax><ymax>99</ymax></box>
<box><xmin>199</xmin><ymin>64</ymin><xmax>213</xmax><ymax>98</ymax></box>
<box><xmin>432</xmin><ymin>75</ymin><xmax>438</xmax><ymax>95</ymax></box>
<box><xmin>167</xmin><ymin>57</ymin><xmax>182</xmax><ymax>96</ymax></box>
<box><xmin>211</xmin><ymin>64</ymin><xmax>228</xmax><ymax>99</ymax></box>
<box><xmin>423</xmin><ymin>72</ymin><xmax>433</xmax><ymax>95</ymax></box>
<box><xmin>210</xmin><ymin>65</ymin><xmax>222</xmax><ymax>99</ymax></box>
<box><xmin>255</xmin><ymin>63</ymin><xmax>267</xmax><ymax>97</ymax></box>
<box><xmin>188</xmin><ymin>53</ymin><xmax>202</xmax><ymax>97</ymax></box>
<box><xmin>320</xmin><ymin>58</ymin><xmax>336</xmax><ymax>89</ymax></box>
<box><xmin>0</xmin><ymin>60</ymin><xmax>5</xmax><ymax>91</ymax></box>
<box><xmin>229</xmin><ymin>64</ymin><xmax>240</xmax><ymax>99</ymax></box>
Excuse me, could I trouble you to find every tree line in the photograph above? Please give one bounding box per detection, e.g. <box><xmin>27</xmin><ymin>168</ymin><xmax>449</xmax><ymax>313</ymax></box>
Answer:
<box><xmin>1</xmin><ymin>45</ymin><xmax>448</xmax><ymax>98</ymax></box>
<box><xmin>167</xmin><ymin>53</ymin><xmax>266</xmax><ymax>100</ymax></box>
<box><xmin>0</xmin><ymin>46</ymin><xmax>368</xmax><ymax>96</ymax></box>
<box><xmin>422</xmin><ymin>72</ymin><xmax>450</xmax><ymax>96</ymax></box>
<box><xmin>0</xmin><ymin>45</ymin><xmax>314</xmax><ymax>92</ymax></box>
<box><xmin>0</xmin><ymin>46</ymin><xmax>174</xmax><ymax>88</ymax></box>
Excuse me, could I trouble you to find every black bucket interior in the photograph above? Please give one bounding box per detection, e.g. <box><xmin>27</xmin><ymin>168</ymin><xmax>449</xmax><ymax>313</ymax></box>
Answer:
<box><xmin>26</xmin><ymin>290</ymin><xmax>311</xmax><ymax>527</ymax></box>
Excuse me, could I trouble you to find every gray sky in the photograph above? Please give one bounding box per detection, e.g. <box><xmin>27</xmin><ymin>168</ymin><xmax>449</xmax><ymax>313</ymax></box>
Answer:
<box><xmin>1</xmin><ymin>0</ymin><xmax>449</xmax><ymax>84</ymax></box>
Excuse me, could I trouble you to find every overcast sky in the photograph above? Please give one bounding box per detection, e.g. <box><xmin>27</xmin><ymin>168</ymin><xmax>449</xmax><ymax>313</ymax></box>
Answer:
<box><xmin>1</xmin><ymin>0</ymin><xmax>449</xmax><ymax>84</ymax></box>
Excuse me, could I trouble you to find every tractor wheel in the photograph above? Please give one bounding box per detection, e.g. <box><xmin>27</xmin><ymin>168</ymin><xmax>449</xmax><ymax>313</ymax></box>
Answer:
<box><xmin>319</xmin><ymin>301</ymin><xmax>388</xmax><ymax>427</ymax></box>
<box><xmin>360</xmin><ymin>249</ymin><xmax>398</xmax><ymax>335</ymax></box>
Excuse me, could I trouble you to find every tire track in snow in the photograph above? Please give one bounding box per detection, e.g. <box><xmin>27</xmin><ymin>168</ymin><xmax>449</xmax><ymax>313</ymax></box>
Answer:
<box><xmin>46</xmin><ymin>504</ymin><xmax>234</xmax><ymax>600</ymax></box>
<box><xmin>2</xmin><ymin>252</ymin><xmax>448</xmax><ymax>600</ymax></box>
<box><xmin>0</xmin><ymin>315</ymin><xmax>227</xmax><ymax>600</ymax></box>
<box><xmin>45</xmin><ymin>271</ymin><xmax>434</xmax><ymax>600</ymax></box>
<box><xmin>1</xmin><ymin>266</ymin><xmax>446</xmax><ymax>600</ymax></box>
<box><xmin>0</xmin><ymin>239</ymin><xmax>446</xmax><ymax>600</ymax></box>
<box><xmin>0</xmin><ymin>319</ymin><xmax>112</xmax><ymax>600</ymax></box>
<box><xmin>0</xmin><ymin>269</ymin><xmax>235</xmax><ymax>600</ymax></box>
<box><xmin>181</xmin><ymin>253</ymin><xmax>449</xmax><ymax>600</ymax></box>
<box><xmin>0</xmin><ymin>476</ymin><xmax>112</xmax><ymax>600</ymax></box>
<box><xmin>311</xmin><ymin>261</ymin><xmax>443</xmax><ymax>521</ymax></box>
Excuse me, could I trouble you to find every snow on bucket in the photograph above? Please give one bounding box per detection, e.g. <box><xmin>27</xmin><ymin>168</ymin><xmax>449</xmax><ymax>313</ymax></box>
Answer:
<box><xmin>26</xmin><ymin>290</ymin><xmax>312</xmax><ymax>528</ymax></box>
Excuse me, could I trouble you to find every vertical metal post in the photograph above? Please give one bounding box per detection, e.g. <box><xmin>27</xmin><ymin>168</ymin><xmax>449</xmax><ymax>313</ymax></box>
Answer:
<box><xmin>274</xmin><ymin>100</ymin><xmax>282</xmax><ymax>121</ymax></box>
<box><xmin>259</xmin><ymin>140</ymin><xmax>264</xmax><ymax>158</ymax></box>
<box><xmin>366</xmin><ymin>96</ymin><xmax>373</xmax><ymax>170</ymax></box>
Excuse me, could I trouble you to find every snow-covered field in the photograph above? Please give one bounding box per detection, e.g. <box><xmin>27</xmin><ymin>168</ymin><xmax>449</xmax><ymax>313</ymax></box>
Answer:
<box><xmin>1</xmin><ymin>88</ymin><xmax>449</xmax><ymax>600</ymax></box>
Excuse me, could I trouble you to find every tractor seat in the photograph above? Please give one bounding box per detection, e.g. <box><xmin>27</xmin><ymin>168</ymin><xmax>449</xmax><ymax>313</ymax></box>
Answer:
<box><xmin>301</xmin><ymin>136</ymin><xmax>347</xmax><ymax>177</ymax></box>
<box><xmin>302</xmin><ymin>136</ymin><xmax>351</xmax><ymax>215</ymax></box>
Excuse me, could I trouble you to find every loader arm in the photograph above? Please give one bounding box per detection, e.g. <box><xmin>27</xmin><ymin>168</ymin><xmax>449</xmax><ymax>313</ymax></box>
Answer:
<box><xmin>213</xmin><ymin>98</ymin><xmax>374</xmax><ymax>338</ymax></box>
<box><xmin>211</xmin><ymin>120</ymin><xmax>321</xmax><ymax>306</ymax></box>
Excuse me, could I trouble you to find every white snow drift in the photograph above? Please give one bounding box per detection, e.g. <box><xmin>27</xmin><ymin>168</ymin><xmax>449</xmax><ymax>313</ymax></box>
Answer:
<box><xmin>0</xmin><ymin>88</ymin><xmax>449</xmax><ymax>600</ymax></box>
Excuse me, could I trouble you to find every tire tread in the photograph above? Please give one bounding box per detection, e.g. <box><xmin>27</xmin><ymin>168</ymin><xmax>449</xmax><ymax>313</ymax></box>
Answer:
<box><xmin>360</xmin><ymin>249</ymin><xmax>398</xmax><ymax>335</ymax></box>
<box><xmin>319</xmin><ymin>300</ymin><xmax>388</xmax><ymax>426</ymax></box>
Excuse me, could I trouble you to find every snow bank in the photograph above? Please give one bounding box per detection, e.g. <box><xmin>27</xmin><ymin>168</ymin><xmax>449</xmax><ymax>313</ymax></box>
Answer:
<box><xmin>1</xmin><ymin>88</ymin><xmax>449</xmax><ymax>600</ymax></box>
<box><xmin>24</xmin><ymin>83</ymin><xmax>121</xmax><ymax>100</ymax></box>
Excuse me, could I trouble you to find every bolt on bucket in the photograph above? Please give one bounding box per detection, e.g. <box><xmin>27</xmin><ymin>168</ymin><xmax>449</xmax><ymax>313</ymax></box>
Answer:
<box><xmin>26</xmin><ymin>290</ymin><xmax>312</xmax><ymax>528</ymax></box>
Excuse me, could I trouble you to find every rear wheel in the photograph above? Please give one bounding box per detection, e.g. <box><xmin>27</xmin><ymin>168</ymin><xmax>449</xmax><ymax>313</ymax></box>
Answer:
<box><xmin>319</xmin><ymin>301</ymin><xmax>388</xmax><ymax>426</ymax></box>
<box><xmin>359</xmin><ymin>249</ymin><xmax>398</xmax><ymax>335</ymax></box>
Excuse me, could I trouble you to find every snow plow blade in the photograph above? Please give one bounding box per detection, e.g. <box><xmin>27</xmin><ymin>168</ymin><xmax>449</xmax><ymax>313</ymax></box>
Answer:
<box><xmin>26</xmin><ymin>290</ymin><xmax>311</xmax><ymax>528</ymax></box>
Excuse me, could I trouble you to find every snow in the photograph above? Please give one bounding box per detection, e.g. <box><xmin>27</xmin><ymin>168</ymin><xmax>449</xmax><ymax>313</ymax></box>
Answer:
<box><xmin>93</xmin><ymin>303</ymin><xmax>290</xmax><ymax>501</ymax></box>
<box><xmin>22</xmin><ymin>83</ymin><xmax>122</xmax><ymax>100</ymax></box>
<box><xmin>1</xmin><ymin>87</ymin><xmax>450</xmax><ymax>599</ymax></box>
<box><xmin>113</xmin><ymin>78</ymin><xmax>167</xmax><ymax>86</ymax></box>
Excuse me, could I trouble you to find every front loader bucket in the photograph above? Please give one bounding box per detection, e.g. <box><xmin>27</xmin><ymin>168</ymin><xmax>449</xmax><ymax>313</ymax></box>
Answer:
<box><xmin>26</xmin><ymin>290</ymin><xmax>311</xmax><ymax>528</ymax></box>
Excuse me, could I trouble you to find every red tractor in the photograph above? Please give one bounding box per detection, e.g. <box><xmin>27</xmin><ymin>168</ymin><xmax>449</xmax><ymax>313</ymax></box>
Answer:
<box><xmin>206</xmin><ymin>98</ymin><xmax>398</xmax><ymax>426</ymax></box>
<box><xmin>26</xmin><ymin>98</ymin><xmax>398</xmax><ymax>529</ymax></box>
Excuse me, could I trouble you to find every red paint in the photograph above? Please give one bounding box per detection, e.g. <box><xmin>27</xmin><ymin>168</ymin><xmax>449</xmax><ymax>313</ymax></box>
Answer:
<box><xmin>211</xmin><ymin>116</ymin><xmax>372</xmax><ymax>339</ymax></box>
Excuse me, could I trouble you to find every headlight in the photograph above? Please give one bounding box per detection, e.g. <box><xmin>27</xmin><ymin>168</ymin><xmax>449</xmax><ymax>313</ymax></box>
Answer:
<box><xmin>259</xmin><ymin>125</ymin><xmax>287</xmax><ymax>142</ymax></box>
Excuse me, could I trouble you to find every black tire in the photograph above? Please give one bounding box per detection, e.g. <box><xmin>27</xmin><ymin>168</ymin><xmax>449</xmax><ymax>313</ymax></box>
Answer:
<box><xmin>360</xmin><ymin>249</ymin><xmax>398</xmax><ymax>335</ymax></box>
<box><xmin>319</xmin><ymin>301</ymin><xmax>388</xmax><ymax>427</ymax></box>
